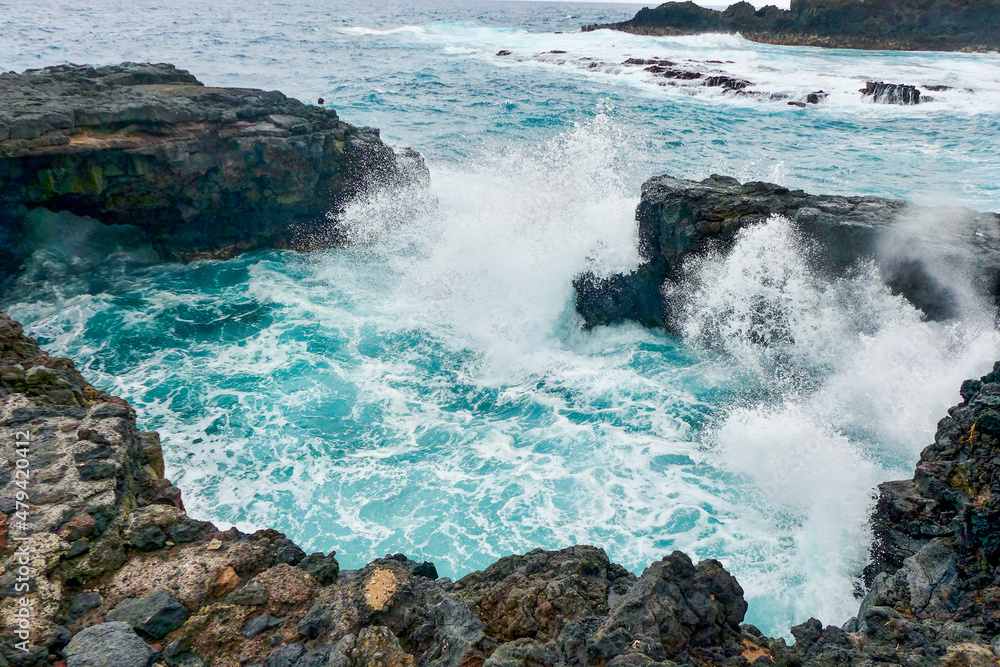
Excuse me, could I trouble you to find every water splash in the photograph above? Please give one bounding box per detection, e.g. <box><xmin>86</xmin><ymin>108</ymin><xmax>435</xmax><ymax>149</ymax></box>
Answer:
<box><xmin>671</xmin><ymin>215</ymin><xmax>1000</xmax><ymax>631</ymax></box>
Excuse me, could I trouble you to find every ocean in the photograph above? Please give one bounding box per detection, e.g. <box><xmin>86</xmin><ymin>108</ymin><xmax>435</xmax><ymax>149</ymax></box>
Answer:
<box><xmin>3</xmin><ymin>0</ymin><xmax>1000</xmax><ymax>638</ymax></box>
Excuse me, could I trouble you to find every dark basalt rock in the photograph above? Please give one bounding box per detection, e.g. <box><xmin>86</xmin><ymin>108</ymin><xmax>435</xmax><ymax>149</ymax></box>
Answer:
<box><xmin>241</xmin><ymin>614</ymin><xmax>285</xmax><ymax>639</ymax></box>
<box><xmin>64</xmin><ymin>622</ymin><xmax>159</xmax><ymax>667</ymax></box>
<box><xmin>453</xmin><ymin>545</ymin><xmax>637</xmax><ymax>643</ymax></box>
<box><xmin>594</xmin><ymin>552</ymin><xmax>746</xmax><ymax>660</ymax></box>
<box><xmin>862</xmin><ymin>81</ymin><xmax>924</xmax><ymax>104</ymax></box>
<box><xmin>574</xmin><ymin>174</ymin><xmax>1000</xmax><ymax>329</ymax></box>
<box><xmin>0</xmin><ymin>62</ymin><xmax>427</xmax><ymax>278</ymax></box>
<box><xmin>105</xmin><ymin>590</ymin><xmax>189</xmax><ymax>638</ymax></box>
<box><xmin>704</xmin><ymin>75</ymin><xmax>751</xmax><ymax>90</ymax></box>
<box><xmin>864</xmin><ymin>363</ymin><xmax>1000</xmax><ymax>623</ymax></box>
<box><xmin>582</xmin><ymin>0</ymin><xmax>1000</xmax><ymax>52</ymax></box>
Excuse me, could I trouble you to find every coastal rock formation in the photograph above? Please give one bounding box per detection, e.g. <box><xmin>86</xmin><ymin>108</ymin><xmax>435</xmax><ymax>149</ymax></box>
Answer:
<box><xmin>862</xmin><ymin>81</ymin><xmax>925</xmax><ymax>105</ymax></box>
<box><xmin>575</xmin><ymin>174</ymin><xmax>1000</xmax><ymax>328</ymax></box>
<box><xmin>0</xmin><ymin>63</ymin><xmax>426</xmax><ymax>273</ymax></box>
<box><xmin>4</xmin><ymin>307</ymin><xmax>1000</xmax><ymax>665</ymax></box>
<box><xmin>501</xmin><ymin>51</ymin><xmax>836</xmax><ymax>107</ymax></box>
<box><xmin>582</xmin><ymin>0</ymin><xmax>1000</xmax><ymax>52</ymax></box>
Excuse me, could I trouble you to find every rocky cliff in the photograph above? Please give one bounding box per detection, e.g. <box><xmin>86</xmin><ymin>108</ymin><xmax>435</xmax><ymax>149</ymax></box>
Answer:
<box><xmin>575</xmin><ymin>174</ymin><xmax>1000</xmax><ymax>328</ymax></box>
<box><xmin>3</xmin><ymin>309</ymin><xmax>1000</xmax><ymax>666</ymax></box>
<box><xmin>582</xmin><ymin>0</ymin><xmax>1000</xmax><ymax>52</ymax></box>
<box><xmin>0</xmin><ymin>63</ymin><xmax>426</xmax><ymax>275</ymax></box>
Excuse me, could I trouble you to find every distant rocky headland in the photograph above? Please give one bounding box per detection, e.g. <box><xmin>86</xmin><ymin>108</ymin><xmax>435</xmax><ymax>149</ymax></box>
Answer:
<box><xmin>582</xmin><ymin>0</ymin><xmax>1000</xmax><ymax>52</ymax></box>
<box><xmin>0</xmin><ymin>63</ymin><xmax>426</xmax><ymax>280</ymax></box>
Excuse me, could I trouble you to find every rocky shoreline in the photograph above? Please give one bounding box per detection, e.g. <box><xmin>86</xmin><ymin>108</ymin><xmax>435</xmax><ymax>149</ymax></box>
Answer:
<box><xmin>4</xmin><ymin>60</ymin><xmax>1000</xmax><ymax>667</ymax></box>
<box><xmin>0</xmin><ymin>63</ymin><xmax>426</xmax><ymax>280</ymax></box>
<box><xmin>574</xmin><ymin>174</ymin><xmax>1000</xmax><ymax>329</ymax></box>
<box><xmin>582</xmin><ymin>0</ymin><xmax>1000</xmax><ymax>52</ymax></box>
<box><xmin>2</xmin><ymin>309</ymin><xmax>1000</xmax><ymax>666</ymax></box>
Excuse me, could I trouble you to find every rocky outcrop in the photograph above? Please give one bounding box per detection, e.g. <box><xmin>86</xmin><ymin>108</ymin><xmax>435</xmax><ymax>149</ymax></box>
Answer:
<box><xmin>0</xmin><ymin>63</ymin><xmax>426</xmax><ymax>274</ymax></box>
<box><xmin>862</xmin><ymin>81</ymin><xmax>925</xmax><ymax>105</ymax></box>
<box><xmin>770</xmin><ymin>361</ymin><xmax>1000</xmax><ymax>667</ymax></box>
<box><xmin>863</xmin><ymin>362</ymin><xmax>1000</xmax><ymax>631</ymax></box>
<box><xmin>4</xmin><ymin>311</ymin><xmax>1000</xmax><ymax>665</ymax></box>
<box><xmin>582</xmin><ymin>0</ymin><xmax>1000</xmax><ymax>52</ymax></box>
<box><xmin>495</xmin><ymin>51</ymin><xmax>835</xmax><ymax>108</ymax></box>
<box><xmin>575</xmin><ymin>174</ymin><xmax>1000</xmax><ymax>328</ymax></box>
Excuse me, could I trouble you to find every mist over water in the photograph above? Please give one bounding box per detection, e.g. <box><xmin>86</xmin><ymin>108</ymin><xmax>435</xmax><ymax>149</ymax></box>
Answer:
<box><xmin>3</xmin><ymin>0</ymin><xmax>1000</xmax><ymax>639</ymax></box>
<box><xmin>671</xmin><ymin>216</ymin><xmax>1000</xmax><ymax>628</ymax></box>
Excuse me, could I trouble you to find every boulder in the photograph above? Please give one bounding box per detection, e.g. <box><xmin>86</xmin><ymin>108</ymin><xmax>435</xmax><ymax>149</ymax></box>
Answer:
<box><xmin>453</xmin><ymin>545</ymin><xmax>635</xmax><ymax>642</ymax></box>
<box><xmin>65</xmin><ymin>622</ymin><xmax>158</xmax><ymax>667</ymax></box>
<box><xmin>594</xmin><ymin>552</ymin><xmax>746</xmax><ymax>660</ymax></box>
<box><xmin>106</xmin><ymin>590</ymin><xmax>188</xmax><ymax>638</ymax></box>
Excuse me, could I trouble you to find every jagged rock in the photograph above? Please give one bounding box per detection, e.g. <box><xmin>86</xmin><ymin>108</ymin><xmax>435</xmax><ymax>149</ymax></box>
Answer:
<box><xmin>273</xmin><ymin>538</ymin><xmax>307</xmax><ymax>565</ymax></box>
<box><xmin>453</xmin><ymin>545</ymin><xmax>636</xmax><ymax>642</ymax></box>
<box><xmin>0</xmin><ymin>62</ymin><xmax>427</xmax><ymax>275</ymax></box>
<box><xmin>242</xmin><ymin>613</ymin><xmax>285</xmax><ymax>638</ymax></box>
<box><xmin>297</xmin><ymin>603</ymin><xmax>333</xmax><ymax>639</ymax></box>
<box><xmin>297</xmin><ymin>551</ymin><xmax>340</xmax><ymax>584</ymax></box>
<box><xmin>574</xmin><ymin>174</ymin><xmax>1000</xmax><ymax>328</ymax></box>
<box><xmin>582</xmin><ymin>0</ymin><xmax>1000</xmax><ymax>52</ymax></box>
<box><xmin>862</xmin><ymin>363</ymin><xmax>1000</xmax><ymax>639</ymax></box>
<box><xmin>227</xmin><ymin>583</ymin><xmax>269</xmax><ymax>606</ymax></box>
<box><xmin>594</xmin><ymin>552</ymin><xmax>746</xmax><ymax>660</ymax></box>
<box><xmin>862</xmin><ymin>81</ymin><xmax>923</xmax><ymax>104</ymax></box>
<box><xmin>65</xmin><ymin>622</ymin><xmax>158</xmax><ymax>667</ymax></box>
<box><xmin>105</xmin><ymin>590</ymin><xmax>188</xmax><ymax>638</ymax></box>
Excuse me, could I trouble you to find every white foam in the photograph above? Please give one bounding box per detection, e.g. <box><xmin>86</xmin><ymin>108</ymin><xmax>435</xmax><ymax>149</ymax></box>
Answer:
<box><xmin>6</xmin><ymin>117</ymin><xmax>998</xmax><ymax>641</ymax></box>
<box><xmin>335</xmin><ymin>25</ymin><xmax>427</xmax><ymax>37</ymax></box>
<box><xmin>672</xmin><ymin>215</ymin><xmax>1000</xmax><ymax>630</ymax></box>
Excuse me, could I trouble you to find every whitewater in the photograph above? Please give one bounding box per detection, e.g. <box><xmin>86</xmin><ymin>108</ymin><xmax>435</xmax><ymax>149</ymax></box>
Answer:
<box><xmin>3</xmin><ymin>0</ymin><xmax>1000</xmax><ymax>639</ymax></box>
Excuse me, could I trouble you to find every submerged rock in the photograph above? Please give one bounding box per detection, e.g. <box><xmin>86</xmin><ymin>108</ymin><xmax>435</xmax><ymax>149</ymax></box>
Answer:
<box><xmin>574</xmin><ymin>173</ymin><xmax>1000</xmax><ymax>328</ymax></box>
<box><xmin>0</xmin><ymin>62</ymin><xmax>427</xmax><ymax>277</ymax></box>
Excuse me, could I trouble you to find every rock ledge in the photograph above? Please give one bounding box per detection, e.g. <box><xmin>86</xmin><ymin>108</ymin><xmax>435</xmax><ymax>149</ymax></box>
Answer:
<box><xmin>0</xmin><ymin>62</ymin><xmax>426</xmax><ymax>272</ymax></box>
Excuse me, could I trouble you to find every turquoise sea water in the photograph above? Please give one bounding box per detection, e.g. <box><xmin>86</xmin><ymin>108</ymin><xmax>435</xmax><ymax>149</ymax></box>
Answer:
<box><xmin>3</xmin><ymin>0</ymin><xmax>1000</xmax><ymax>637</ymax></box>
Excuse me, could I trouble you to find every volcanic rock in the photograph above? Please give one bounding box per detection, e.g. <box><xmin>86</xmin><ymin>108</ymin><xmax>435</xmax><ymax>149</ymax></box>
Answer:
<box><xmin>582</xmin><ymin>0</ymin><xmax>1000</xmax><ymax>52</ymax></box>
<box><xmin>0</xmin><ymin>62</ymin><xmax>427</xmax><ymax>277</ymax></box>
<box><xmin>575</xmin><ymin>174</ymin><xmax>1000</xmax><ymax>327</ymax></box>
